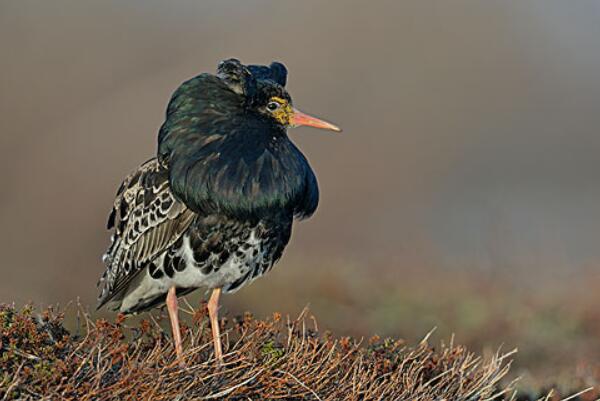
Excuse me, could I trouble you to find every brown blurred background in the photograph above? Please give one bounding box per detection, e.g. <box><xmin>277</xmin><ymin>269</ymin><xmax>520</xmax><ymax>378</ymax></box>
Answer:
<box><xmin>1</xmin><ymin>0</ymin><xmax>600</xmax><ymax>384</ymax></box>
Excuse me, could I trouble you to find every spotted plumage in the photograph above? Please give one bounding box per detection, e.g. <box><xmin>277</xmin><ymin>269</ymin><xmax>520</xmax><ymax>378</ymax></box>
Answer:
<box><xmin>98</xmin><ymin>158</ymin><xmax>292</xmax><ymax>313</ymax></box>
<box><xmin>96</xmin><ymin>59</ymin><xmax>339</xmax><ymax>322</ymax></box>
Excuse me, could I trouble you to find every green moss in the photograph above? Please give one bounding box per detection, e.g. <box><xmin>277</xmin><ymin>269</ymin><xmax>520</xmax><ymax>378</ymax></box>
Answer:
<box><xmin>260</xmin><ymin>339</ymin><xmax>284</xmax><ymax>360</ymax></box>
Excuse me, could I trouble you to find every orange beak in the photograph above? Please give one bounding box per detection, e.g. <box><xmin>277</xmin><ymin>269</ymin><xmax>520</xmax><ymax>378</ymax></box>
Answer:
<box><xmin>291</xmin><ymin>108</ymin><xmax>341</xmax><ymax>132</ymax></box>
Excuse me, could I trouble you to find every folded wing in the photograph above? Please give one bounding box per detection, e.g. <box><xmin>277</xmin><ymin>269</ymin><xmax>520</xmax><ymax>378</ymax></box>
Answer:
<box><xmin>97</xmin><ymin>159</ymin><xmax>195</xmax><ymax>309</ymax></box>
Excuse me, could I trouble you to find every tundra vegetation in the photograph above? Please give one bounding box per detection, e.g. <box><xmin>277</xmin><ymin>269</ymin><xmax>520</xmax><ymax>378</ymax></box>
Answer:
<box><xmin>0</xmin><ymin>303</ymin><xmax>597</xmax><ymax>400</ymax></box>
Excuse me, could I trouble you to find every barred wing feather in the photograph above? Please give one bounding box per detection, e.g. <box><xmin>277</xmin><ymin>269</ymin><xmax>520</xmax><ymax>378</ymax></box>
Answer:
<box><xmin>97</xmin><ymin>159</ymin><xmax>195</xmax><ymax>308</ymax></box>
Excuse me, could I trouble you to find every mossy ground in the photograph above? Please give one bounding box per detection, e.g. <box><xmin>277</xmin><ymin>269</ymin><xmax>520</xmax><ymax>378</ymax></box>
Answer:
<box><xmin>0</xmin><ymin>304</ymin><xmax>596</xmax><ymax>400</ymax></box>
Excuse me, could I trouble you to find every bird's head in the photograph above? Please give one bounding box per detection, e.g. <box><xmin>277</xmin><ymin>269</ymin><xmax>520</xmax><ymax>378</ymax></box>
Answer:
<box><xmin>217</xmin><ymin>58</ymin><xmax>341</xmax><ymax>133</ymax></box>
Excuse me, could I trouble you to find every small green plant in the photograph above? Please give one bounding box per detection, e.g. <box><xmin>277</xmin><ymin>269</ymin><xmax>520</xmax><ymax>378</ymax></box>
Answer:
<box><xmin>261</xmin><ymin>339</ymin><xmax>284</xmax><ymax>360</ymax></box>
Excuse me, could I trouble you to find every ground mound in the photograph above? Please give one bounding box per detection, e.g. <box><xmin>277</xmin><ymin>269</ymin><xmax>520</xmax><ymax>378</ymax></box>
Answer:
<box><xmin>0</xmin><ymin>304</ymin><xmax>595</xmax><ymax>400</ymax></box>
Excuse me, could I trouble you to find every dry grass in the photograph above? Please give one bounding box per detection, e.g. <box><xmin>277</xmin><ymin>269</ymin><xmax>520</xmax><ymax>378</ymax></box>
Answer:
<box><xmin>0</xmin><ymin>303</ymin><xmax>596</xmax><ymax>401</ymax></box>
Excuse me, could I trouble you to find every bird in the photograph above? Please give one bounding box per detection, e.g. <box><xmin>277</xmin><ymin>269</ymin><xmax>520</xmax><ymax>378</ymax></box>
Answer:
<box><xmin>97</xmin><ymin>58</ymin><xmax>340</xmax><ymax>362</ymax></box>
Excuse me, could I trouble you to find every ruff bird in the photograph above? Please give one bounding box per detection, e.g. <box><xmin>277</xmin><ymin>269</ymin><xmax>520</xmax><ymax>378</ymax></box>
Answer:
<box><xmin>97</xmin><ymin>58</ymin><xmax>340</xmax><ymax>362</ymax></box>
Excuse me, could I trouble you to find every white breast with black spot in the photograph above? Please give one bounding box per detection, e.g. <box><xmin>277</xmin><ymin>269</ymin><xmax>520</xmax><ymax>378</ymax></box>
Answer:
<box><xmin>118</xmin><ymin>229</ymin><xmax>268</xmax><ymax>312</ymax></box>
<box><xmin>173</xmin><ymin>231</ymin><xmax>266</xmax><ymax>289</ymax></box>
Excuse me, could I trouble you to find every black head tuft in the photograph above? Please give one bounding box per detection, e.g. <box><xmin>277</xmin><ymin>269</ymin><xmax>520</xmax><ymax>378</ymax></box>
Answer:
<box><xmin>216</xmin><ymin>58</ymin><xmax>257</xmax><ymax>98</ymax></box>
<box><xmin>247</xmin><ymin>62</ymin><xmax>288</xmax><ymax>87</ymax></box>
<box><xmin>217</xmin><ymin>59</ymin><xmax>290</xmax><ymax>107</ymax></box>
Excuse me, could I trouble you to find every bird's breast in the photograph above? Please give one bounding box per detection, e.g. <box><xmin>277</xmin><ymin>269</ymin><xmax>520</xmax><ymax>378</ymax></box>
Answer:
<box><xmin>166</xmin><ymin>131</ymin><xmax>318</xmax><ymax>219</ymax></box>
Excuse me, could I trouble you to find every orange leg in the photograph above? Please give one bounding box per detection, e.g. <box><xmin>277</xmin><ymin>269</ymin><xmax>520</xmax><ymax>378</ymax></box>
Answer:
<box><xmin>166</xmin><ymin>286</ymin><xmax>183</xmax><ymax>362</ymax></box>
<box><xmin>207</xmin><ymin>287</ymin><xmax>223</xmax><ymax>362</ymax></box>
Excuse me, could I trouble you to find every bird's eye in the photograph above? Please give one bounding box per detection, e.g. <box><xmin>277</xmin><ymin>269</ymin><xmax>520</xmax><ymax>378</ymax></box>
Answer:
<box><xmin>266</xmin><ymin>101</ymin><xmax>280</xmax><ymax>112</ymax></box>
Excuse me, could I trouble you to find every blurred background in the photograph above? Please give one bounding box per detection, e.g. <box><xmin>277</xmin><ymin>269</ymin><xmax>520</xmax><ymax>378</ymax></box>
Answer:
<box><xmin>1</xmin><ymin>0</ymin><xmax>599</xmax><ymax>386</ymax></box>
